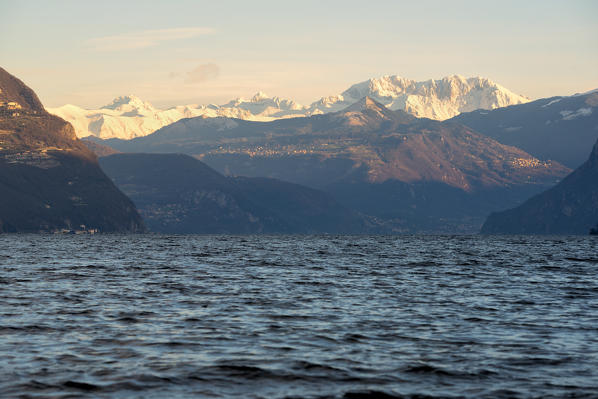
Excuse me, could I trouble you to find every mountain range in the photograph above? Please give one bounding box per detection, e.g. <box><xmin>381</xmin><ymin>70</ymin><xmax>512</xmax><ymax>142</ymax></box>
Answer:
<box><xmin>5</xmin><ymin>63</ymin><xmax>594</xmax><ymax>234</ymax></box>
<box><xmin>0</xmin><ymin>67</ymin><xmax>145</xmax><ymax>233</ymax></box>
<box><xmin>49</xmin><ymin>75</ymin><xmax>529</xmax><ymax>140</ymax></box>
<box><xmin>91</xmin><ymin>97</ymin><xmax>569</xmax><ymax>233</ymax></box>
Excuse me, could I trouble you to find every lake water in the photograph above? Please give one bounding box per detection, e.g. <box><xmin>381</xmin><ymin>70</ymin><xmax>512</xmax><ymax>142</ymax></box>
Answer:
<box><xmin>1</xmin><ymin>234</ymin><xmax>597</xmax><ymax>399</ymax></box>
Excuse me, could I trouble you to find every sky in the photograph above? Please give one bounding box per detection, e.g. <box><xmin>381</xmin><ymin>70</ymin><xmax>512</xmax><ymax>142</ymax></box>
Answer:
<box><xmin>1</xmin><ymin>0</ymin><xmax>597</xmax><ymax>109</ymax></box>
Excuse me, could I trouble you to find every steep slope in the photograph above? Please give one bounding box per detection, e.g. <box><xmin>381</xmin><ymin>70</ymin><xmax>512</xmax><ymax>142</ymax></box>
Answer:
<box><xmin>82</xmin><ymin>138</ymin><xmax>120</xmax><ymax>157</ymax></box>
<box><xmin>452</xmin><ymin>91</ymin><xmax>598</xmax><ymax>168</ymax></box>
<box><xmin>481</xmin><ymin>139</ymin><xmax>598</xmax><ymax>235</ymax></box>
<box><xmin>48</xmin><ymin>75</ymin><xmax>528</xmax><ymax>140</ymax></box>
<box><xmin>97</xmin><ymin>98</ymin><xmax>569</xmax><ymax>232</ymax></box>
<box><xmin>0</xmin><ymin>67</ymin><xmax>145</xmax><ymax>233</ymax></box>
<box><xmin>99</xmin><ymin>153</ymin><xmax>368</xmax><ymax>234</ymax></box>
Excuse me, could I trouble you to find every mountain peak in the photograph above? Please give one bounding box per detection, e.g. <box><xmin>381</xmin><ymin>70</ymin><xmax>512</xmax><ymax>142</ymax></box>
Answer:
<box><xmin>0</xmin><ymin>67</ymin><xmax>46</xmax><ymax>113</ymax></box>
<box><xmin>0</xmin><ymin>68</ymin><xmax>146</xmax><ymax>233</ymax></box>
<box><xmin>48</xmin><ymin>74</ymin><xmax>531</xmax><ymax>139</ymax></box>
<box><xmin>343</xmin><ymin>96</ymin><xmax>388</xmax><ymax>113</ymax></box>
<box><xmin>444</xmin><ymin>74</ymin><xmax>467</xmax><ymax>82</ymax></box>
<box><xmin>102</xmin><ymin>95</ymin><xmax>153</xmax><ymax>110</ymax></box>
<box><xmin>251</xmin><ymin>91</ymin><xmax>270</xmax><ymax>102</ymax></box>
<box><xmin>362</xmin><ymin>96</ymin><xmax>379</xmax><ymax>107</ymax></box>
<box><xmin>318</xmin><ymin>74</ymin><xmax>530</xmax><ymax>120</ymax></box>
<box><xmin>338</xmin><ymin>96</ymin><xmax>403</xmax><ymax>125</ymax></box>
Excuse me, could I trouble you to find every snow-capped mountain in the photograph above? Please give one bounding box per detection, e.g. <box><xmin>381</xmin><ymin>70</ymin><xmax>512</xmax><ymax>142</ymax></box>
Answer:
<box><xmin>48</xmin><ymin>93</ymin><xmax>306</xmax><ymax>139</ymax></box>
<box><xmin>48</xmin><ymin>75</ymin><xmax>530</xmax><ymax>139</ymax></box>
<box><xmin>47</xmin><ymin>95</ymin><xmax>272</xmax><ymax>140</ymax></box>
<box><xmin>307</xmin><ymin>75</ymin><xmax>529</xmax><ymax>119</ymax></box>
<box><xmin>220</xmin><ymin>91</ymin><xmax>305</xmax><ymax>118</ymax></box>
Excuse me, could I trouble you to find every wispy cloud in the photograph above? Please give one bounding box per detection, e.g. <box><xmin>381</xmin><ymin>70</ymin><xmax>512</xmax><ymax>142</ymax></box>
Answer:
<box><xmin>88</xmin><ymin>27</ymin><xmax>213</xmax><ymax>51</ymax></box>
<box><xmin>185</xmin><ymin>63</ymin><xmax>220</xmax><ymax>84</ymax></box>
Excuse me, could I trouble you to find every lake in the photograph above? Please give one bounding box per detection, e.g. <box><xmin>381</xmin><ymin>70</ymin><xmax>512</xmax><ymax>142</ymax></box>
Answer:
<box><xmin>1</xmin><ymin>234</ymin><xmax>597</xmax><ymax>398</ymax></box>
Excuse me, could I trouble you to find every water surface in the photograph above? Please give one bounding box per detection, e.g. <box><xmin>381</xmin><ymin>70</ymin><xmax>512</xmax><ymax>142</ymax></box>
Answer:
<box><xmin>1</xmin><ymin>235</ymin><xmax>597</xmax><ymax>398</ymax></box>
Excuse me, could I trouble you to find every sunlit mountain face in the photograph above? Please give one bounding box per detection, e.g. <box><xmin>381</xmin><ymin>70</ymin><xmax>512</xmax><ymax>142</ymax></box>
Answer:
<box><xmin>48</xmin><ymin>75</ymin><xmax>529</xmax><ymax>140</ymax></box>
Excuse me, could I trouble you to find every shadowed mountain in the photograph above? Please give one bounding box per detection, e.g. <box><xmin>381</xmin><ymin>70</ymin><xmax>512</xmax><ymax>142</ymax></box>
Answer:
<box><xmin>99</xmin><ymin>153</ymin><xmax>368</xmax><ymax>234</ymax></box>
<box><xmin>451</xmin><ymin>91</ymin><xmax>598</xmax><ymax>168</ymax></box>
<box><xmin>0</xmin><ymin>67</ymin><xmax>145</xmax><ymax>233</ymax></box>
<box><xmin>82</xmin><ymin>138</ymin><xmax>120</xmax><ymax>157</ymax></box>
<box><xmin>94</xmin><ymin>97</ymin><xmax>570</xmax><ymax>232</ymax></box>
<box><xmin>482</xmin><ymin>139</ymin><xmax>598</xmax><ymax>234</ymax></box>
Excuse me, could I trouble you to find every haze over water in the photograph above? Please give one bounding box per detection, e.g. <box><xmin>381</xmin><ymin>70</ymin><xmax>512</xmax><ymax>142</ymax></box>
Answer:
<box><xmin>1</xmin><ymin>234</ymin><xmax>597</xmax><ymax>398</ymax></box>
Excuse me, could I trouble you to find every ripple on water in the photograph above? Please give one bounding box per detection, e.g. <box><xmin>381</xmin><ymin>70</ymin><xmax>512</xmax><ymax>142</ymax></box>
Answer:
<box><xmin>0</xmin><ymin>234</ymin><xmax>597</xmax><ymax>399</ymax></box>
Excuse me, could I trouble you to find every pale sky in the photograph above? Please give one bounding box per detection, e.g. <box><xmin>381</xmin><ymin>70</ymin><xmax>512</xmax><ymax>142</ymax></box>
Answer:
<box><xmin>1</xmin><ymin>0</ymin><xmax>597</xmax><ymax>109</ymax></box>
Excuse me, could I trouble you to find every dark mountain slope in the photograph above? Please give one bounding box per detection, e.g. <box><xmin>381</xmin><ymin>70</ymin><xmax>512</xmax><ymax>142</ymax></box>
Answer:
<box><xmin>231</xmin><ymin>176</ymin><xmax>368</xmax><ymax>233</ymax></box>
<box><xmin>99</xmin><ymin>153</ymin><xmax>368</xmax><ymax>234</ymax></box>
<box><xmin>0</xmin><ymin>67</ymin><xmax>144</xmax><ymax>233</ymax></box>
<box><xmin>482</xmin><ymin>139</ymin><xmax>598</xmax><ymax>234</ymax></box>
<box><xmin>452</xmin><ymin>92</ymin><xmax>598</xmax><ymax>168</ymax></box>
<box><xmin>326</xmin><ymin>179</ymin><xmax>547</xmax><ymax>233</ymax></box>
<box><xmin>82</xmin><ymin>138</ymin><xmax>120</xmax><ymax>157</ymax></box>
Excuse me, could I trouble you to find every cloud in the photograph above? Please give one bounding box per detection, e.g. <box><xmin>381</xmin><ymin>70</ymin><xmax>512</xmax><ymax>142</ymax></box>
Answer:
<box><xmin>185</xmin><ymin>63</ymin><xmax>220</xmax><ymax>84</ymax></box>
<box><xmin>88</xmin><ymin>27</ymin><xmax>213</xmax><ymax>51</ymax></box>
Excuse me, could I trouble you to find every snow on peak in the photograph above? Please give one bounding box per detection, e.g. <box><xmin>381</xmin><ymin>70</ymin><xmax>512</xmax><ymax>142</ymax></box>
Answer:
<box><xmin>341</xmin><ymin>75</ymin><xmax>414</xmax><ymax>101</ymax></box>
<box><xmin>251</xmin><ymin>91</ymin><xmax>270</xmax><ymax>102</ymax></box>
<box><xmin>47</xmin><ymin>74</ymin><xmax>530</xmax><ymax>140</ymax></box>
<box><xmin>308</xmin><ymin>75</ymin><xmax>530</xmax><ymax>120</ymax></box>
<box><xmin>102</xmin><ymin>95</ymin><xmax>153</xmax><ymax>110</ymax></box>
